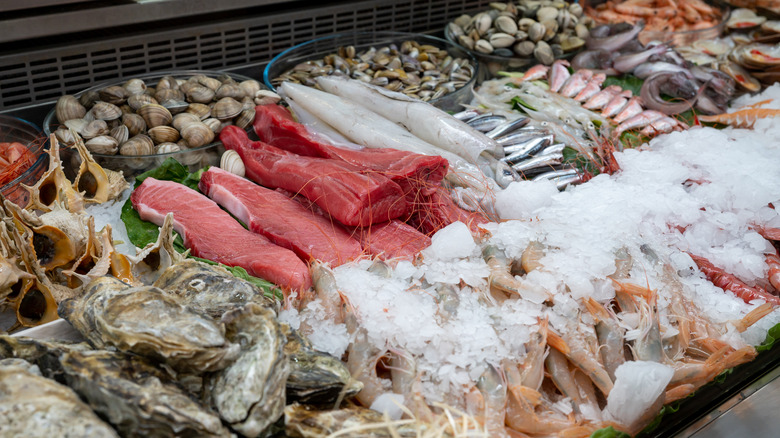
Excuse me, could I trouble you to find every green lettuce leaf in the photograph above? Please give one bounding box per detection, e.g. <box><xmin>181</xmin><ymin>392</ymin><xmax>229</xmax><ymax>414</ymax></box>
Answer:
<box><xmin>591</xmin><ymin>426</ymin><xmax>631</xmax><ymax>438</ymax></box>
<box><xmin>121</xmin><ymin>158</ymin><xmax>281</xmax><ymax>300</ymax></box>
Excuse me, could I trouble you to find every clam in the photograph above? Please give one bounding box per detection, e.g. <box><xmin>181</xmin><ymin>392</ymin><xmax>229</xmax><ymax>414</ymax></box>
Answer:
<box><xmin>186</xmin><ymin>102</ymin><xmax>211</xmax><ymax>120</ymax></box>
<box><xmin>727</xmin><ymin>8</ymin><xmax>766</xmax><ymax>30</ymax></box>
<box><xmin>147</xmin><ymin>125</ymin><xmax>180</xmax><ymax>144</ymax></box>
<box><xmin>234</xmin><ymin>108</ymin><xmax>255</xmax><ymax>130</ymax></box>
<box><xmin>55</xmin><ymin>95</ymin><xmax>86</xmax><ymax>123</ymax></box>
<box><xmin>202</xmin><ymin>117</ymin><xmax>222</xmax><ymax>133</ymax></box>
<box><xmin>195</xmin><ymin>74</ymin><xmax>222</xmax><ymax>91</ymax></box>
<box><xmin>81</xmin><ymin>120</ymin><xmax>109</xmax><ymax>140</ymax></box>
<box><xmin>186</xmin><ymin>84</ymin><xmax>216</xmax><ymax>103</ymax></box>
<box><xmin>136</xmin><ymin>103</ymin><xmax>172</xmax><ymax>128</ymax></box>
<box><xmin>154</xmin><ymin>87</ymin><xmax>185</xmax><ymax>103</ymax></box>
<box><xmin>122</xmin><ymin>113</ymin><xmax>147</xmax><ymax>136</ymax></box>
<box><xmin>156</xmin><ymin>75</ymin><xmax>179</xmax><ymax>90</ymax></box>
<box><xmin>536</xmin><ymin>6</ymin><xmax>558</xmax><ymax>23</ymax></box>
<box><xmin>120</xmin><ymin>134</ymin><xmax>154</xmax><ymax>156</ymax></box>
<box><xmin>534</xmin><ymin>40</ymin><xmax>555</xmax><ymax>65</ymax></box>
<box><xmin>215</xmin><ymin>82</ymin><xmax>244</xmax><ymax>100</ymax></box>
<box><xmin>155</xmin><ymin>142</ymin><xmax>181</xmax><ymax>154</ymax></box>
<box><xmin>127</xmin><ymin>94</ymin><xmax>158</xmax><ymax>111</ymax></box>
<box><xmin>172</xmin><ymin>112</ymin><xmax>200</xmax><ymax>131</ymax></box>
<box><xmin>220</xmin><ymin>149</ymin><xmax>246</xmax><ymax>177</ymax></box>
<box><xmin>561</xmin><ymin>36</ymin><xmax>585</xmax><ymax>53</ymax></box>
<box><xmin>473</xmin><ymin>12</ymin><xmax>493</xmax><ymax>36</ymax></box>
<box><xmin>475</xmin><ymin>39</ymin><xmax>495</xmax><ymax>54</ymax></box>
<box><xmin>180</xmin><ymin>122</ymin><xmax>215</xmax><ymax>147</ymax></box>
<box><xmin>489</xmin><ymin>32</ymin><xmax>516</xmax><ymax>49</ymax></box>
<box><xmin>54</xmin><ymin>127</ymin><xmax>78</xmax><ymax>147</ymax></box>
<box><xmin>529</xmin><ymin>22</ymin><xmax>546</xmax><ymax>42</ymax></box>
<box><xmin>85</xmin><ymin>135</ymin><xmax>119</xmax><ymax>155</ymax></box>
<box><xmin>98</xmin><ymin>85</ymin><xmax>128</xmax><ymax>105</ymax></box>
<box><xmin>78</xmin><ymin>90</ymin><xmax>100</xmax><ymax>110</ymax></box>
<box><xmin>241</xmin><ymin>96</ymin><xmax>255</xmax><ymax>111</ymax></box>
<box><xmin>122</xmin><ymin>78</ymin><xmax>147</xmax><ymax>96</ymax></box>
<box><xmin>494</xmin><ymin>15</ymin><xmax>518</xmax><ymax>34</ymax></box>
<box><xmin>91</xmin><ymin>102</ymin><xmax>122</xmax><ymax>121</ymax></box>
<box><xmin>239</xmin><ymin>79</ymin><xmax>262</xmax><ymax>97</ymax></box>
<box><xmin>212</xmin><ymin>97</ymin><xmax>243</xmax><ymax>120</ymax></box>
<box><xmin>63</xmin><ymin>118</ymin><xmax>88</xmax><ymax>135</ymax></box>
<box><xmin>109</xmin><ymin>124</ymin><xmax>129</xmax><ymax>145</ymax></box>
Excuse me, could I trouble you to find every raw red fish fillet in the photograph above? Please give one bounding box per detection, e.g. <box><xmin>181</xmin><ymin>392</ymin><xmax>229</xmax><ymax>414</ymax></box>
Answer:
<box><xmin>348</xmin><ymin>220</ymin><xmax>431</xmax><ymax>261</ymax></box>
<box><xmin>408</xmin><ymin>186</ymin><xmax>489</xmax><ymax>235</ymax></box>
<box><xmin>199</xmin><ymin>167</ymin><xmax>363</xmax><ymax>266</ymax></box>
<box><xmin>220</xmin><ymin>126</ymin><xmax>407</xmax><ymax>227</ymax></box>
<box><xmin>253</xmin><ymin>104</ymin><xmax>448</xmax><ymax>199</ymax></box>
<box><xmin>131</xmin><ymin>177</ymin><xmax>312</xmax><ymax>291</ymax></box>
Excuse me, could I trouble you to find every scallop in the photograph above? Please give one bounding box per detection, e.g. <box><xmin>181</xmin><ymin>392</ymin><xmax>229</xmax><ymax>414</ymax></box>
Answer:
<box><xmin>55</xmin><ymin>95</ymin><xmax>87</xmax><ymax>123</ymax></box>
<box><xmin>212</xmin><ymin>97</ymin><xmax>243</xmax><ymax>121</ymax></box>
<box><xmin>120</xmin><ymin>134</ymin><xmax>155</xmax><ymax>156</ymax></box>
<box><xmin>137</xmin><ymin>104</ymin><xmax>173</xmax><ymax>128</ymax></box>
<box><xmin>85</xmin><ymin>135</ymin><xmax>119</xmax><ymax>155</ymax></box>
<box><xmin>148</xmin><ymin>125</ymin><xmax>181</xmax><ymax>144</ymax></box>
<box><xmin>180</xmin><ymin>122</ymin><xmax>215</xmax><ymax>148</ymax></box>
<box><xmin>220</xmin><ymin>150</ymin><xmax>245</xmax><ymax>177</ymax></box>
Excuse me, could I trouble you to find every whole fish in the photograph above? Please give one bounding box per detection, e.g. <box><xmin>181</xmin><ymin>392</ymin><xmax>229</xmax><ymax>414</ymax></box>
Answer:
<box><xmin>614</xmin><ymin>110</ymin><xmax>665</xmax><ymax>136</ymax></box>
<box><xmin>633</xmin><ymin>62</ymin><xmax>692</xmax><ymax>80</ymax></box>
<box><xmin>583</xmin><ymin>85</ymin><xmax>622</xmax><ymax>110</ymax></box>
<box><xmin>613</xmin><ymin>96</ymin><xmax>644</xmax><ymax>124</ymax></box>
<box><xmin>574</xmin><ymin>73</ymin><xmax>607</xmax><ymax>102</ymax></box>
<box><xmin>549</xmin><ymin>60</ymin><xmax>572</xmax><ymax>93</ymax></box>
<box><xmin>316</xmin><ymin>75</ymin><xmax>503</xmax><ymax>162</ymax></box>
<box><xmin>559</xmin><ymin>69</ymin><xmax>594</xmax><ymax>98</ymax></box>
<box><xmin>613</xmin><ymin>44</ymin><xmax>669</xmax><ymax>74</ymax></box>
<box><xmin>517</xmin><ymin>64</ymin><xmax>550</xmax><ymax>83</ymax></box>
<box><xmin>602</xmin><ymin>90</ymin><xmax>633</xmax><ymax>118</ymax></box>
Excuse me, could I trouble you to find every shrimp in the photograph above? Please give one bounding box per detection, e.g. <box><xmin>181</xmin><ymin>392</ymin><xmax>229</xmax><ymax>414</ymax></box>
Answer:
<box><xmin>388</xmin><ymin>349</ymin><xmax>436</xmax><ymax>424</ymax></box>
<box><xmin>688</xmin><ymin>253</ymin><xmax>780</xmax><ymax>305</ymax></box>
<box><xmin>730</xmin><ymin>302</ymin><xmax>775</xmax><ymax>333</ymax></box>
<box><xmin>698</xmin><ymin>108</ymin><xmax>780</xmax><ymax>129</ymax></box>
<box><xmin>483</xmin><ymin>244</ymin><xmax>552</xmax><ymax>303</ymax></box>
<box><xmin>309</xmin><ymin>261</ymin><xmax>346</xmax><ymax>324</ymax></box>
<box><xmin>475</xmin><ymin>363</ymin><xmax>509</xmax><ymax>438</ymax></box>
<box><xmin>549</xmin><ymin>323</ymin><xmax>614</xmax><ymax>397</ymax></box>
<box><xmin>345</xmin><ymin>313</ymin><xmax>391</xmax><ymax>407</ymax></box>
<box><xmin>584</xmin><ymin>297</ymin><xmax>626</xmax><ymax>380</ymax></box>
<box><xmin>520</xmin><ymin>241</ymin><xmax>546</xmax><ymax>274</ymax></box>
<box><xmin>504</xmin><ymin>366</ymin><xmax>576</xmax><ymax>435</ymax></box>
<box><xmin>545</xmin><ymin>348</ymin><xmax>583</xmax><ymax>411</ymax></box>
<box><xmin>518</xmin><ymin>317</ymin><xmax>549</xmax><ymax>391</ymax></box>
<box><xmin>634</xmin><ymin>298</ymin><xmax>666</xmax><ymax>363</ymax></box>
<box><xmin>767</xmin><ymin>252</ymin><xmax>780</xmax><ymax>291</ymax></box>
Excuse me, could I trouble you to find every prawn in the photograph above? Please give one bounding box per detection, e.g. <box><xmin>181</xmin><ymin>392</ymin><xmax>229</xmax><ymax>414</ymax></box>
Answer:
<box><xmin>548</xmin><ymin>323</ymin><xmax>614</xmax><ymax>397</ymax></box>
<box><xmin>698</xmin><ymin>108</ymin><xmax>780</xmax><ymax>129</ymax></box>
<box><xmin>475</xmin><ymin>363</ymin><xmax>509</xmax><ymax>438</ymax></box>
<box><xmin>584</xmin><ymin>297</ymin><xmax>626</xmax><ymax>380</ymax></box>
<box><xmin>504</xmin><ymin>367</ymin><xmax>576</xmax><ymax>435</ymax></box>
<box><xmin>483</xmin><ymin>244</ymin><xmax>552</xmax><ymax>303</ymax></box>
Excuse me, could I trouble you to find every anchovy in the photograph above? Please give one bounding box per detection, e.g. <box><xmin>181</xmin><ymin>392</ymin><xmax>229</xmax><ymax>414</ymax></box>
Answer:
<box><xmin>532</xmin><ymin>167</ymin><xmax>579</xmax><ymax>181</ymax></box>
<box><xmin>486</xmin><ymin>117</ymin><xmax>530</xmax><ymax>139</ymax></box>
<box><xmin>536</xmin><ymin>143</ymin><xmax>566</xmax><ymax>157</ymax></box>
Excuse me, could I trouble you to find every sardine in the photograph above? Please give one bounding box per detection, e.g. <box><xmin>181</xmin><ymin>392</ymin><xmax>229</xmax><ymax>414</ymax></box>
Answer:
<box><xmin>486</xmin><ymin>116</ymin><xmax>530</xmax><ymax>139</ymax></box>
<box><xmin>502</xmin><ymin>134</ymin><xmax>553</xmax><ymax>157</ymax></box>
<box><xmin>537</xmin><ymin>143</ymin><xmax>566</xmax><ymax>156</ymax></box>
<box><xmin>496</xmin><ymin>129</ymin><xmax>550</xmax><ymax>147</ymax></box>
<box><xmin>512</xmin><ymin>152</ymin><xmax>564</xmax><ymax>173</ymax></box>
<box><xmin>466</xmin><ymin>113</ymin><xmax>507</xmax><ymax>133</ymax></box>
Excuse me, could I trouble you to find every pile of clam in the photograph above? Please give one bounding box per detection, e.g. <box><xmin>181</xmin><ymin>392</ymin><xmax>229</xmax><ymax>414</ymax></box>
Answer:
<box><xmin>447</xmin><ymin>0</ymin><xmax>593</xmax><ymax>65</ymax></box>
<box><xmin>52</xmin><ymin>74</ymin><xmax>278</xmax><ymax>166</ymax></box>
<box><xmin>271</xmin><ymin>40</ymin><xmax>475</xmax><ymax>102</ymax></box>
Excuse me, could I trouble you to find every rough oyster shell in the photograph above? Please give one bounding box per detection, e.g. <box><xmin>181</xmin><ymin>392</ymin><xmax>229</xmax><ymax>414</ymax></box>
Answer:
<box><xmin>0</xmin><ymin>359</ymin><xmax>119</xmax><ymax>437</ymax></box>
<box><xmin>153</xmin><ymin>259</ymin><xmax>275</xmax><ymax>319</ymax></box>
<box><xmin>284</xmin><ymin>403</ymin><xmax>423</xmax><ymax>437</ymax></box>
<box><xmin>0</xmin><ymin>335</ymin><xmax>91</xmax><ymax>383</ymax></box>
<box><xmin>60</xmin><ymin>349</ymin><xmax>231</xmax><ymax>437</ymax></box>
<box><xmin>58</xmin><ymin>276</ymin><xmax>240</xmax><ymax>373</ymax></box>
<box><xmin>282</xmin><ymin>323</ymin><xmax>363</xmax><ymax>405</ymax></box>
<box><xmin>206</xmin><ymin>303</ymin><xmax>289</xmax><ymax>437</ymax></box>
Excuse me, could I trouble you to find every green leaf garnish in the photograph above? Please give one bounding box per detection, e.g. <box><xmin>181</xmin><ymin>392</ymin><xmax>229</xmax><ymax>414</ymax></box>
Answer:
<box><xmin>508</xmin><ymin>95</ymin><xmax>536</xmax><ymax>112</ymax></box>
<box><xmin>590</xmin><ymin>426</ymin><xmax>631</xmax><ymax>438</ymax></box>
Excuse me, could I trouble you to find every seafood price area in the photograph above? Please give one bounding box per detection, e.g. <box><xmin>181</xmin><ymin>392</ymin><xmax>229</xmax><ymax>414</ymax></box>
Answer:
<box><xmin>3</xmin><ymin>3</ymin><xmax>780</xmax><ymax>438</ymax></box>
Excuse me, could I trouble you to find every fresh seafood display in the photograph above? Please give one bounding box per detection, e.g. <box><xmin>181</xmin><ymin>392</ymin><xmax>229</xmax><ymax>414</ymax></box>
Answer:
<box><xmin>446</xmin><ymin>0</ymin><xmax>594</xmax><ymax>63</ymax></box>
<box><xmin>0</xmin><ymin>141</ymin><xmax>39</xmax><ymax>186</ymax></box>
<box><xmin>270</xmin><ymin>39</ymin><xmax>474</xmax><ymax>102</ymax></box>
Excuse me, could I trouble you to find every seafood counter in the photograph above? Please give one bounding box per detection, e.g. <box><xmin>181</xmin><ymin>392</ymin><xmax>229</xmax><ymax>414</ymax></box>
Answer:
<box><xmin>2</xmin><ymin>2</ymin><xmax>780</xmax><ymax>437</ymax></box>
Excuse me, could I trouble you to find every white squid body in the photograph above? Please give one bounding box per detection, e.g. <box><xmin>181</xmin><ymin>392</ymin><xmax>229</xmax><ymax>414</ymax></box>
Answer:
<box><xmin>315</xmin><ymin>75</ymin><xmax>503</xmax><ymax>163</ymax></box>
<box><xmin>279</xmin><ymin>82</ymin><xmax>498</xmax><ymax>196</ymax></box>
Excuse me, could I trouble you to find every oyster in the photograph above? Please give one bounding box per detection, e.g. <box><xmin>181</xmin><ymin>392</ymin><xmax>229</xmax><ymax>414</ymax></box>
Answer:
<box><xmin>58</xmin><ymin>276</ymin><xmax>240</xmax><ymax>373</ymax></box>
<box><xmin>60</xmin><ymin>349</ymin><xmax>231</xmax><ymax>437</ymax></box>
<box><xmin>0</xmin><ymin>335</ymin><xmax>91</xmax><ymax>384</ymax></box>
<box><xmin>206</xmin><ymin>303</ymin><xmax>289</xmax><ymax>437</ymax></box>
<box><xmin>153</xmin><ymin>259</ymin><xmax>276</xmax><ymax>319</ymax></box>
<box><xmin>284</xmin><ymin>403</ymin><xmax>422</xmax><ymax>437</ymax></box>
<box><xmin>282</xmin><ymin>323</ymin><xmax>363</xmax><ymax>405</ymax></box>
<box><xmin>0</xmin><ymin>359</ymin><xmax>119</xmax><ymax>437</ymax></box>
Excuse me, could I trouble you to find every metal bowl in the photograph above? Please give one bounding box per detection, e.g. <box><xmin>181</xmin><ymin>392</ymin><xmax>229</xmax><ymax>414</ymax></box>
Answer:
<box><xmin>43</xmin><ymin>70</ymin><xmax>259</xmax><ymax>179</ymax></box>
<box><xmin>0</xmin><ymin>116</ymin><xmax>47</xmax><ymax>207</ymax></box>
<box><xmin>263</xmin><ymin>31</ymin><xmax>478</xmax><ymax>113</ymax></box>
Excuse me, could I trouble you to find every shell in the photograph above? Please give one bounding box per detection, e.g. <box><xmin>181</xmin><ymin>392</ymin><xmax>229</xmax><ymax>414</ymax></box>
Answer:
<box><xmin>239</xmin><ymin>79</ymin><xmax>262</xmax><ymax>97</ymax></box>
<box><xmin>180</xmin><ymin>122</ymin><xmax>215</xmax><ymax>148</ymax></box>
<box><xmin>0</xmin><ymin>360</ymin><xmax>119</xmax><ymax>437</ymax></box>
<box><xmin>156</xmin><ymin>75</ymin><xmax>179</xmax><ymax>90</ymax></box>
<box><xmin>127</xmin><ymin>212</ymin><xmax>186</xmax><ymax>284</ymax></box>
<box><xmin>63</xmin><ymin>118</ymin><xmax>88</xmax><ymax>135</ymax></box>
<box><xmin>172</xmin><ymin>112</ymin><xmax>201</xmax><ymax>131</ymax></box>
<box><xmin>494</xmin><ymin>15</ymin><xmax>518</xmax><ymax>34</ymax></box>
<box><xmin>91</xmin><ymin>102</ymin><xmax>122</xmax><ymax>121</ymax></box>
<box><xmin>85</xmin><ymin>135</ymin><xmax>119</xmax><ymax>155</ymax></box>
<box><xmin>110</xmin><ymin>125</ymin><xmax>129</xmax><ymax>145</ymax></box>
<box><xmin>234</xmin><ymin>108</ymin><xmax>255</xmax><ymax>130</ymax></box>
<box><xmin>80</xmin><ymin>120</ymin><xmax>109</xmax><ymax>139</ymax></box>
<box><xmin>155</xmin><ymin>142</ymin><xmax>182</xmax><ymax>154</ymax></box>
<box><xmin>21</xmin><ymin>136</ymin><xmax>84</xmax><ymax>214</ymax></box>
<box><xmin>57</xmin><ymin>349</ymin><xmax>232</xmax><ymax>437</ymax></box>
<box><xmin>186</xmin><ymin>84</ymin><xmax>216</xmax><ymax>104</ymax></box>
<box><xmin>215</xmin><ymin>83</ymin><xmax>245</xmax><ymax>100</ymax></box>
<box><xmin>72</xmin><ymin>136</ymin><xmax>128</xmax><ymax>204</ymax></box>
<box><xmin>122</xmin><ymin>113</ymin><xmax>147</xmax><ymax>136</ymax></box>
<box><xmin>153</xmin><ymin>259</ymin><xmax>274</xmax><ymax>319</ymax></box>
<box><xmin>98</xmin><ymin>85</ymin><xmax>128</xmax><ymax>105</ymax></box>
<box><xmin>186</xmin><ymin>103</ymin><xmax>211</xmax><ymax>120</ymax></box>
<box><xmin>119</xmin><ymin>134</ymin><xmax>154</xmax><ymax>156</ymax></box>
<box><xmin>154</xmin><ymin>87</ymin><xmax>185</xmax><ymax>103</ymax></box>
<box><xmin>220</xmin><ymin>149</ymin><xmax>245</xmax><ymax>177</ymax></box>
<box><xmin>58</xmin><ymin>275</ymin><xmax>240</xmax><ymax>373</ymax></box>
<box><xmin>78</xmin><ymin>91</ymin><xmax>100</xmax><ymax>110</ymax></box>
<box><xmin>489</xmin><ymin>32</ymin><xmax>516</xmax><ymax>48</ymax></box>
<box><xmin>160</xmin><ymin>98</ymin><xmax>189</xmax><ymax>115</ymax></box>
<box><xmin>55</xmin><ymin>95</ymin><xmax>87</xmax><ymax>123</ymax></box>
<box><xmin>254</xmin><ymin>90</ymin><xmax>282</xmax><ymax>106</ymax></box>
<box><xmin>54</xmin><ymin>127</ymin><xmax>78</xmax><ymax>147</ymax></box>
<box><xmin>195</xmin><ymin>75</ymin><xmax>223</xmax><ymax>91</ymax></box>
<box><xmin>122</xmin><ymin>78</ymin><xmax>147</xmax><ymax>96</ymax></box>
<box><xmin>212</xmin><ymin>97</ymin><xmax>243</xmax><ymax>120</ymax></box>
<box><xmin>206</xmin><ymin>303</ymin><xmax>289</xmax><ymax>437</ymax></box>
<box><xmin>202</xmin><ymin>117</ymin><xmax>222</xmax><ymax>133</ymax></box>
<box><xmin>727</xmin><ymin>8</ymin><xmax>766</xmax><ymax>30</ymax></box>
<box><xmin>127</xmin><ymin>94</ymin><xmax>158</xmax><ymax>111</ymax></box>
<box><xmin>136</xmin><ymin>103</ymin><xmax>172</xmax><ymax>128</ymax></box>
<box><xmin>147</xmin><ymin>125</ymin><xmax>180</xmax><ymax>144</ymax></box>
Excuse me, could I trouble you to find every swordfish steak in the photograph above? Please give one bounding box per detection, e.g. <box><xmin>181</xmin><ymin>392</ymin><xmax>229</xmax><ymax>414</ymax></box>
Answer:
<box><xmin>220</xmin><ymin>126</ymin><xmax>407</xmax><ymax>227</ymax></box>
<box><xmin>131</xmin><ymin>177</ymin><xmax>312</xmax><ymax>291</ymax></box>
<box><xmin>199</xmin><ymin>167</ymin><xmax>363</xmax><ymax>266</ymax></box>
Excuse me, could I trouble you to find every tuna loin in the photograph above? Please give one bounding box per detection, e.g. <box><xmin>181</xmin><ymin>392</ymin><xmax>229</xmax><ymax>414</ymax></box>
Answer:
<box><xmin>131</xmin><ymin>177</ymin><xmax>312</xmax><ymax>291</ymax></box>
<box><xmin>220</xmin><ymin>126</ymin><xmax>407</xmax><ymax>227</ymax></box>
<box><xmin>199</xmin><ymin>167</ymin><xmax>363</xmax><ymax>266</ymax></box>
<box><xmin>348</xmin><ymin>220</ymin><xmax>431</xmax><ymax>261</ymax></box>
